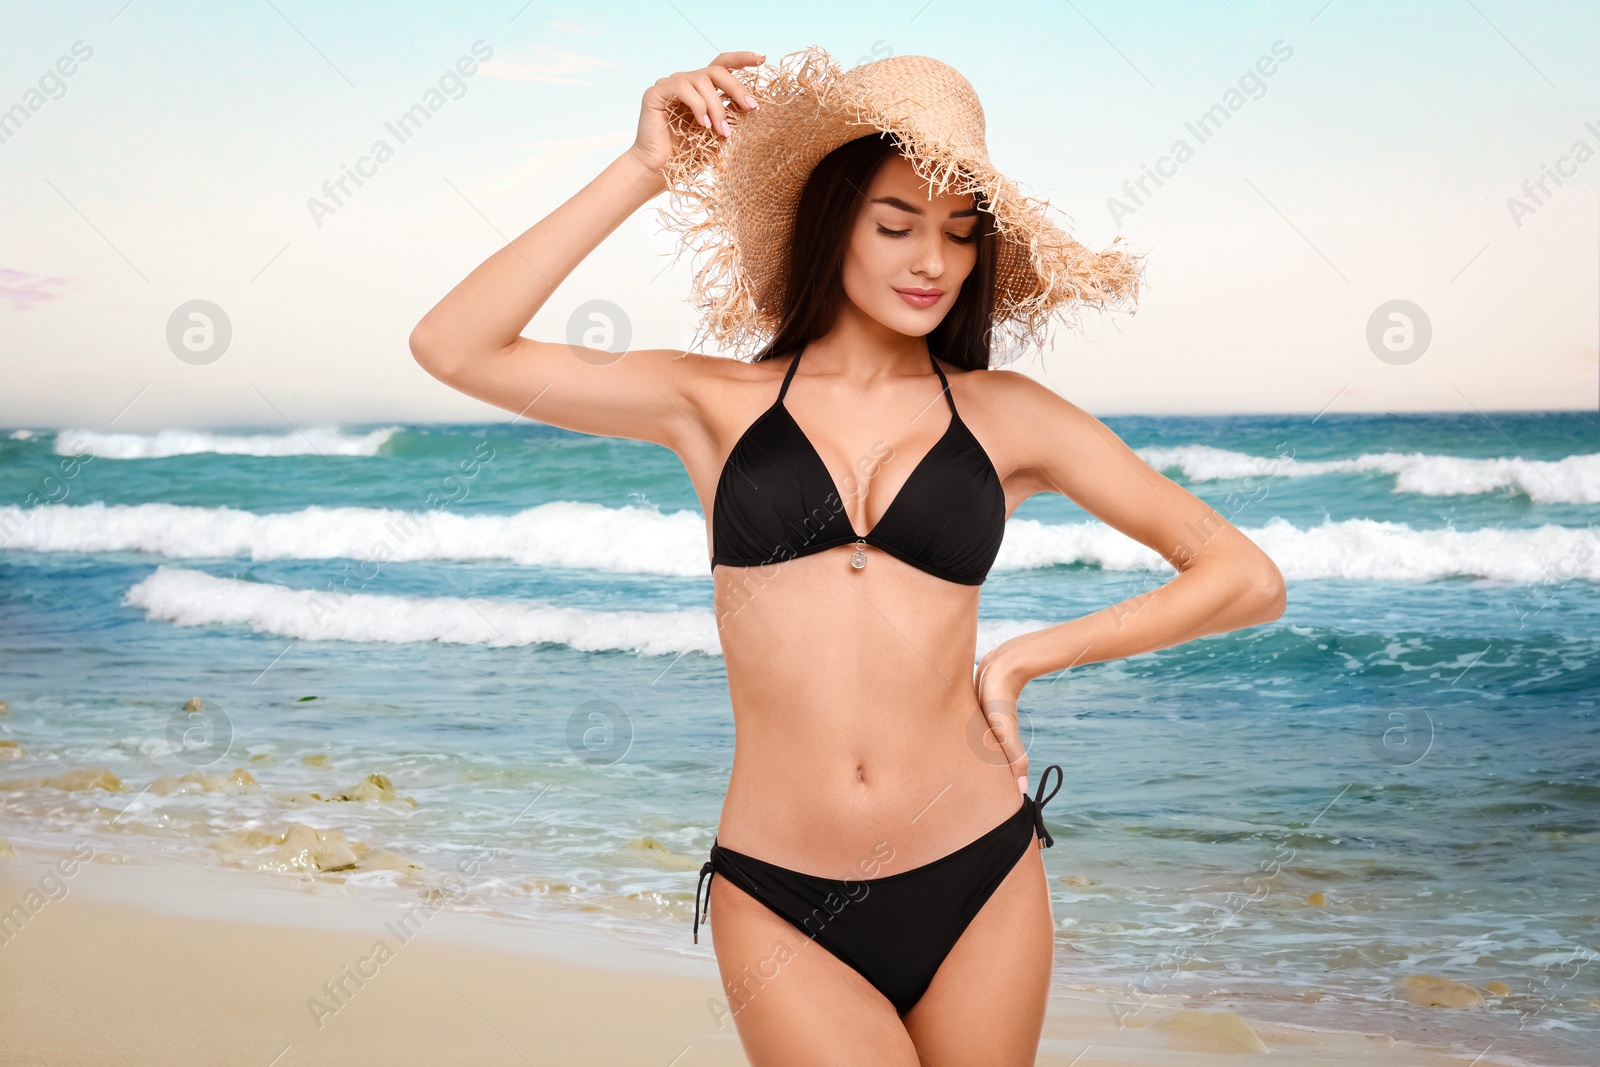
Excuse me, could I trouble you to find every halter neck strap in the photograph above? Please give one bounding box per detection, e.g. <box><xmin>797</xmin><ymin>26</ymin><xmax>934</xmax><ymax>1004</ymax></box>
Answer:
<box><xmin>777</xmin><ymin>344</ymin><xmax>957</xmax><ymax>416</ymax></box>
<box><xmin>776</xmin><ymin>343</ymin><xmax>806</xmax><ymax>401</ymax></box>
<box><xmin>927</xmin><ymin>351</ymin><xmax>957</xmax><ymax>416</ymax></box>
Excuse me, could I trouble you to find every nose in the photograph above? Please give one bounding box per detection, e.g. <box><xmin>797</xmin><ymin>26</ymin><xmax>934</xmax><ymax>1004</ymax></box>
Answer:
<box><xmin>911</xmin><ymin>231</ymin><xmax>944</xmax><ymax>279</ymax></box>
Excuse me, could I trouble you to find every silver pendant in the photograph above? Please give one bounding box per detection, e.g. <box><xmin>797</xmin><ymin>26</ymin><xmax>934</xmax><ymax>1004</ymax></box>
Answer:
<box><xmin>850</xmin><ymin>539</ymin><xmax>868</xmax><ymax>569</ymax></box>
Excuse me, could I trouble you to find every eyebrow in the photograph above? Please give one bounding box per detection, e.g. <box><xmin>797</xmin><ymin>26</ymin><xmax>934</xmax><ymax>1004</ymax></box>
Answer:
<box><xmin>869</xmin><ymin>195</ymin><xmax>978</xmax><ymax>219</ymax></box>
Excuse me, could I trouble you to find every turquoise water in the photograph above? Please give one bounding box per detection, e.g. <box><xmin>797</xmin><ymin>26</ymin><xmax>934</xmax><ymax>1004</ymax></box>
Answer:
<box><xmin>1</xmin><ymin>411</ymin><xmax>1595</xmax><ymax>1064</ymax></box>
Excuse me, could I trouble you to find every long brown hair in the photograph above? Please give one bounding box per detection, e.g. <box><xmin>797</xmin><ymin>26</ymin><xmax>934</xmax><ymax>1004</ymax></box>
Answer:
<box><xmin>751</xmin><ymin>131</ymin><xmax>1000</xmax><ymax>371</ymax></box>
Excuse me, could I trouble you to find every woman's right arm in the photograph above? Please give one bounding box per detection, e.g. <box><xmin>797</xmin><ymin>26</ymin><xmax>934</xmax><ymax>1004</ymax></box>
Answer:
<box><xmin>408</xmin><ymin>51</ymin><xmax>765</xmax><ymax>449</ymax></box>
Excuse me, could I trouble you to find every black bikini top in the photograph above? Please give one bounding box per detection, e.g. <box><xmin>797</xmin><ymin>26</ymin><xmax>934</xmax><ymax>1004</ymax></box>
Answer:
<box><xmin>710</xmin><ymin>343</ymin><xmax>1006</xmax><ymax>586</ymax></box>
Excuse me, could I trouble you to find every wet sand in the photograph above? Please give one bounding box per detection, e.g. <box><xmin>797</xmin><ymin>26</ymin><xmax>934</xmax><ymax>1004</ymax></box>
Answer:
<box><xmin>0</xmin><ymin>848</ymin><xmax>1541</xmax><ymax>1067</ymax></box>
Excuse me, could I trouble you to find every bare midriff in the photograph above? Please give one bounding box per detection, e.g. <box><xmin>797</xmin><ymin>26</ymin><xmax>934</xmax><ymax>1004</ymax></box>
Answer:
<box><xmin>711</xmin><ymin>544</ymin><xmax>1023</xmax><ymax>880</ymax></box>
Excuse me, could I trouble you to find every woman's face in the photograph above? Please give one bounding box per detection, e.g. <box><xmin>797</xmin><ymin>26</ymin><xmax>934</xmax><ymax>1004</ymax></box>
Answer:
<box><xmin>840</xmin><ymin>152</ymin><xmax>980</xmax><ymax>336</ymax></box>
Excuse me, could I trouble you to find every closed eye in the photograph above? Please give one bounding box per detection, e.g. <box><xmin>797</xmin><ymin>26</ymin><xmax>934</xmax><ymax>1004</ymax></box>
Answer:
<box><xmin>877</xmin><ymin>224</ymin><xmax>978</xmax><ymax>244</ymax></box>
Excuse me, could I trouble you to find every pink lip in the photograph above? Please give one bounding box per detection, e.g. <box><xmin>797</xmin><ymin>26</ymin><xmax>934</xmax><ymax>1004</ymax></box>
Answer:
<box><xmin>894</xmin><ymin>287</ymin><xmax>943</xmax><ymax>307</ymax></box>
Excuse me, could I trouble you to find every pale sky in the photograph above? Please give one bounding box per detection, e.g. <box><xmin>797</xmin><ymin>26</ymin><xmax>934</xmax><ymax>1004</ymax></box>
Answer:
<box><xmin>2</xmin><ymin>0</ymin><xmax>1596</xmax><ymax>431</ymax></box>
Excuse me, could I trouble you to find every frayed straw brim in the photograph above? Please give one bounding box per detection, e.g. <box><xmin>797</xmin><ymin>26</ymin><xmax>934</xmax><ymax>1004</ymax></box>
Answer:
<box><xmin>654</xmin><ymin>45</ymin><xmax>1147</xmax><ymax>364</ymax></box>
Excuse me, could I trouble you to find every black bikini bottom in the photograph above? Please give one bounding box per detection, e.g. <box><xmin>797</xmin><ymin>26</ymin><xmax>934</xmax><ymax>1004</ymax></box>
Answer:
<box><xmin>694</xmin><ymin>765</ymin><xmax>1063</xmax><ymax>1016</ymax></box>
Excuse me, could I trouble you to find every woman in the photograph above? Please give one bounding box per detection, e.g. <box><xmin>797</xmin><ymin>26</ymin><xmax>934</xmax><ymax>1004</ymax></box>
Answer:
<box><xmin>411</xmin><ymin>47</ymin><xmax>1286</xmax><ymax>1067</ymax></box>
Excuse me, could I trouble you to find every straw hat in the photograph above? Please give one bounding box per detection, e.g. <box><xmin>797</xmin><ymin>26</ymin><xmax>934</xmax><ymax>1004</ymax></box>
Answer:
<box><xmin>654</xmin><ymin>45</ymin><xmax>1147</xmax><ymax>364</ymax></box>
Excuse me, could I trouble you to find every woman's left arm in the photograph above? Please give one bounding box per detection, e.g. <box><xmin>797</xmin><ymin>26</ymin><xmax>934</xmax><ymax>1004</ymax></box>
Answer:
<box><xmin>975</xmin><ymin>370</ymin><xmax>1287</xmax><ymax>781</ymax></box>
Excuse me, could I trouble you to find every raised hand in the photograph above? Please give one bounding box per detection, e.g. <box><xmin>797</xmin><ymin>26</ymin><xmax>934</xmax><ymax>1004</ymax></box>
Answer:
<box><xmin>628</xmin><ymin>51</ymin><xmax>766</xmax><ymax>176</ymax></box>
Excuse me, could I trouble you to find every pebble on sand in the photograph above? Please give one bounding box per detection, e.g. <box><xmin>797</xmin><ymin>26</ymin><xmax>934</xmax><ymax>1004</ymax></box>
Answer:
<box><xmin>0</xmin><ymin>740</ymin><xmax>26</xmax><ymax>760</ymax></box>
<box><xmin>1395</xmin><ymin>974</ymin><xmax>1486</xmax><ymax>1007</ymax></box>
<box><xmin>288</xmin><ymin>772</ymin><xmax>417</xmax><ymax>807</ymax></box>
<box><xmin>1307</xmin><ymin>891</ymin><xmax>1326</xmax><ymax>905</ymax></box>
<box><xmin>58</xmin><ymin>768</ymin><xmax>122</xmax><ymax>790</ymax></box>
<box><xmin>182</xmin><ymin>697</ymin><xmax>203</xmax><ymax>711</ymax></box>
<box><xmin>215</xmin><ymin>822</ymin><xmax>423</xmax><ymax>875</ymax></box>
<box><xmin>0</xmin><ymin>768</ymin><xmax>123</xmax><ymax>792</ymax></box>
<box><xmin>149</xmin><ymin>768</ymin><xmax>258</xmax><ymax>796</ymax></box>
<box><xmin>302</xmin><ymin>754</ymin><xmax>332</xmax><ymax>768</ymax></box>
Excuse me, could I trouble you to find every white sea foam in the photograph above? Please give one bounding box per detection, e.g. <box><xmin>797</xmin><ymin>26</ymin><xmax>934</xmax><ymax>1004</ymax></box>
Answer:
<box><xmin>55</xmin><ymin>426</ymin><xmax>401</xmax><ymax>459</ymax></box>
<box><xmin>7</xmin><ymin>502</ymin><xmax>1598</xmax><ymax>584</ymax></box>
<box><xmin>0</xmin><ymin>500</ymin><xmax>709</xmax><ymax>575</ymax></box>
<box><xmin>123</xmin><ymin>566</ymin><xmax>724</xmax><ymax>656</ymax></box>
<box><xmin>1138</xmin><ymin>445</ymin><xmax>1600</xmax><ymax>504</ymax></box>
<box><xmin>1003</xmin><ymin>516</ymin><xmax>1600</xmax><ymax>583</ymax></box>
<box><xmin>32</xmin><ymin>423</ymin><xmax>1597</xmax><ymax>502</ymax></box>
<box><xmin>123</xmin><ymin>566</ymin><xmax>1047</xmax><ymax>656</ymax></box>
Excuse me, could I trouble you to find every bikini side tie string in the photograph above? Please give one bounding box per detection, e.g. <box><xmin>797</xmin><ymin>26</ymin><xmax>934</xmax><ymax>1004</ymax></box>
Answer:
<box><xmin>694</xmin><ymin>857</ymin><xmax>715</xmax><ymax>943</ymax></box>
<box><xmin>1031</xmin><ymin>764</ymin><xmax>1064</xmax><ymax>849</ymax></box>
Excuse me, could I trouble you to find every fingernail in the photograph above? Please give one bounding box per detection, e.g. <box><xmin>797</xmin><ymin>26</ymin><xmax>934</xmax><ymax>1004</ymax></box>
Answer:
<box><xmin>1017</xmin><ymin>775</ymin><xmax>1028</xmax><ymax>794</ymax></box>
<box><xmin>743</xmin><ymin>95</ymin><xmax>758</xmax><ymax>109</ymax></box>
<box><xmin>698</xmin><ymin>114</ymin><xmax>710</xmax><ymax>129</ymax></box>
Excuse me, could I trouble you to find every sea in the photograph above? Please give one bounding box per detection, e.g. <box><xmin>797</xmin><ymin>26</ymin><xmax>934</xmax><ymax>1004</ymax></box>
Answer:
<box><xmin>1</xmin><ymin>410</ymin><xmax>1595</xmax><ymax>1065</ymax></box>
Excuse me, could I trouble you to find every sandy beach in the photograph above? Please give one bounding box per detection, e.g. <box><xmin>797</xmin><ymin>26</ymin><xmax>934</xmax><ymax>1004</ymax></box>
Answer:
<box><xmin>0</xmin><ymin>844</ymin><xmax>1548</xmax><ymax>1067</ymax></box>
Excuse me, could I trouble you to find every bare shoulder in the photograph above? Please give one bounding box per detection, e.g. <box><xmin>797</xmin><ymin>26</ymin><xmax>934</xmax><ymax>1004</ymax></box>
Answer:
<box><xmin>972</xmin><ymin>364</ymin><xmax>1084</xmax><ymax>404</ymax></box>
<box><xmin>599</xmin><ymin>346</ymin><xmax>782</xmax><ymax>447</ymax></box>
<box><xmin>942</xmin><ymin>362</ymin><xmax>1067</xmax><ymax>408</ymax></box>
<box><xmin>657</xmin><ymin>349</ymin><xmax>806</xmax><ymax>472</ymax></box>
<box><xmin>941</xmin><ymin>363</ymin><xmax>1100</xmax><ymax>467</ymax></box>
<box><xmin>682</xmin><ymin>348</ymin><xmax>794</xmax><ymax>389</ymax></box>
<box><xmin>675</xmin><ymin>349</ymin><xmax>795</xmax><ymax>418</ymax></box>
<box><xmin>942</xmin><ymin>359</ymin><xmax>1286</xmax><ymax>617</ymax></box>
